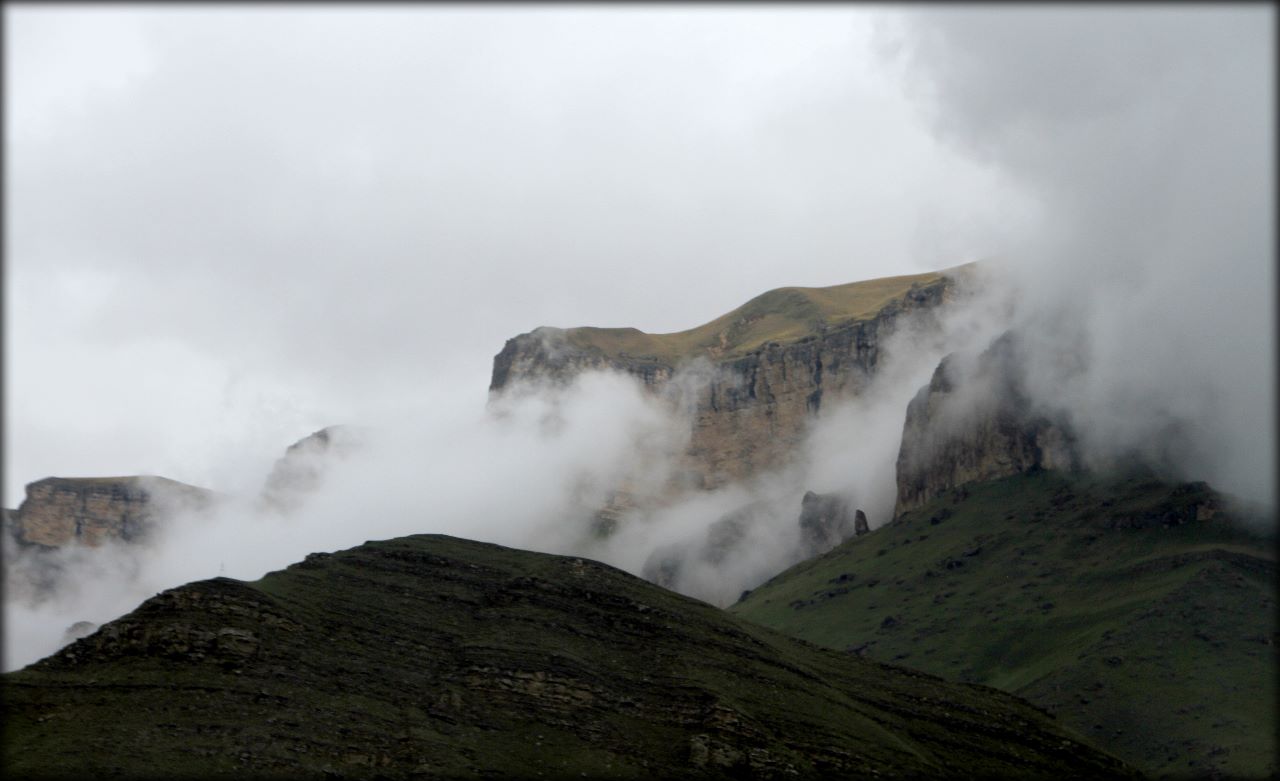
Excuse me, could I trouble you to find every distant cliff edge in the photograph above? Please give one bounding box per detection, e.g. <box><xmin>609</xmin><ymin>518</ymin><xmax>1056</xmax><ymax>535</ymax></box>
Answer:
<box><xmin>491</xmin><ymin>265</ymin><xmax>971</xmax><ymax>491</ymax></box>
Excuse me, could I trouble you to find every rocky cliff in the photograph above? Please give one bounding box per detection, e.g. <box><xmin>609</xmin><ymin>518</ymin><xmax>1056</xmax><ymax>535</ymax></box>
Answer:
<box><xmin>894</xmin><ymin>331</ymin><xmax>1078</xmax><ymax>517</ymax></box>
<box><xmin>260</xmin><ymin>425</ymin><xmax>363</xmax><ymax>512</ymax></box>
<box><xmin>4</xmin><ymin>533</ymin><xmax>1136</xmax><ymax>779</ymax></box>
<box><xmin>642</xmin><ymin>490</ymin><xmax>872</xmax><ymax>599</ymax></box>
<box><xmin>492</xmin><ymin>267</ymin><xmax>964</xmax><ymax>491</ymax></box>
<box><xmin>7</xmin><ymin>476</ymin><xmax>214</xmax><ymax>549</ymax></box>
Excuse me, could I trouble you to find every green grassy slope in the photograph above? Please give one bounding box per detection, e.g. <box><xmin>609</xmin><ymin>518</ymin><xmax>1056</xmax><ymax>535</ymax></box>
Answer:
<box><xmin>3</xmin><ymin>533</ymin><xmax>1134</xmax><ymax>779</ymax></box>
<box><xmin>730</xmin><ymin>471</ymin><xmax>1277</xmax><ymax>779</ymax></box>
<box><xmin>559</xmin><ymin>266</ymin><xmax>957</xmax><ymax>364</ymax></box>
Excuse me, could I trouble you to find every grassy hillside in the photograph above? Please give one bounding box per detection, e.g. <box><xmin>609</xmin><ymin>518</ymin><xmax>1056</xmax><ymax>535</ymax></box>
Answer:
<box><xmin>3</xmin><ymin>533</ymin><xmax>1135</xmax><ymax>779</ymax></box>
<box><xmin>560</xmin><ymin>266</ymin><xmax>959</xmax><ymax>364</ymax></box>
<box><xmin>731</xmin><ymin>471</ymin><xmax>1277</xmax><ymax>779</ymax></box>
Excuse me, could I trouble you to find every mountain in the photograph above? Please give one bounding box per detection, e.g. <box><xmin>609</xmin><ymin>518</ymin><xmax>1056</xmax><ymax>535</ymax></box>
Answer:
<box><xmin>3</xmin><ymin>533</ymin><xmax>1137</xmax><ymax>779</ymax></box>
<box><xmin>730</xmin><ymin>470</ymin><xmax>1277</xmax><ymax>778</ymax></box>
<box><xmin>5</xmin><ymin>475</ymin><xmax>215</xmax><ymax>549</ymax></box>
<box><xmin>491</xmin><ymin>266</ymin><xmax>968</xmax><ymax>491</ymax></box>
<box><xmin>734</xmin><ymin>330</ymin><xmax>1276</xmax><ymax>777</ymax></box>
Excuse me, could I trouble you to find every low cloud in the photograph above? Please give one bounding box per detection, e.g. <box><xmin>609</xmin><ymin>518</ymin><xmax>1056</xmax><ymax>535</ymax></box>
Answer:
<box><xmin>6</xmin><ymin>295</ymin><xmax>978</xmax><ymax>667</ymax></box>
<box><xmin>4</xmin><ymin>370</ymin><xmax>690</xmax><ymax>669</ymax></box>
<box><xmin>881</xmin><ymin>8</ymin><xmax>1275</xmax><ymax>509</ymax></box>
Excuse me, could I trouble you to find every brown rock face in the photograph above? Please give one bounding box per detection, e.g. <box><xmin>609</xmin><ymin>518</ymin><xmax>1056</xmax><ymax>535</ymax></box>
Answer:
<box><xmin>894</xmin><ymin>331</ymin><xmax>1078</xmax><ymax>517</ymax></box>
<box><xmin>491</xmin><ymin>270</ymin><xmax>958</xmax><ymax>491</ymax></box>
<box><xmin>9</xmin><ymin>476</ymin><xmax>214</xmax><ymax>548</ymax></box>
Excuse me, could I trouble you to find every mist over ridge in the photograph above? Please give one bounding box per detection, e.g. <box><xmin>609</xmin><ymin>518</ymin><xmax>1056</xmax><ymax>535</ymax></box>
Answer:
<box><xmin>6</xmin><ymin>7</ymin><xmax>1272</xmax><ymax>689</ymax></box>
<box><xmin>883</xmin><ymin>7</ymin><xmax>1274</xmax><ymax>508</ymax></box>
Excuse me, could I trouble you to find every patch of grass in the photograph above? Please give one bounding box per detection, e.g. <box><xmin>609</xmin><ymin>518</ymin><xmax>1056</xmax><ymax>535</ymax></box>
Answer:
<box><xmin>731</xmin><ymin>471</ymin><xmax>1277</xmax><ymax>778</ymax></box>
<box><xmin>560</xmin><ymin>266</ymin><xmax>959</xmax><ymax>364</ymax></box>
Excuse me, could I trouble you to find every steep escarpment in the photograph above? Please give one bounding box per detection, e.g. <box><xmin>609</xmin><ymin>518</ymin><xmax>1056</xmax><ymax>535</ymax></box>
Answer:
<box><xmin>492</xmin><ymin>268</ymin><xmax>963</xmax><ymax>490</ymax></box>
<box><xmin>894</xmin><ymin>331</ymin><xmax>1078</xmax><ymax>517</ymax></box>
<box><xmin>7</xmin><ymin>476</ymin><xmax>214</xmax><ymax>549</ymax></box>
<box><xmin>4</xmin><ymin>533</ymin><xmax>1135</xmax><ymax>779</ymax></box>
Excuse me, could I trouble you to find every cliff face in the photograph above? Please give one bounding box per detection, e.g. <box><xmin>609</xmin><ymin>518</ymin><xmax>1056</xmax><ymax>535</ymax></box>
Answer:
<box><xmin>8</xmin><ymin>476</ymin><xmax>214</xmax><ymax>549</ymax></box>
<box><xmin>894</xmin><ymin>332</ymin><xmax>1078</xmax><ymax>517</ymax></box>
<box><xmin>492</xmin><ymin>270</ymin><xmax>958</xmax><ymax>490</ymax></box>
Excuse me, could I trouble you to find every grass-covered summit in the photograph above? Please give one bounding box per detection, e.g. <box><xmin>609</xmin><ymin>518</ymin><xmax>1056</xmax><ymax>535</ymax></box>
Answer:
<box><xmin>5</xmin><ymin>532</ymin><xmax>1133</xmax><ymax>779</ymax></box>
<box><xmin>556</xmin><ymin>266</ymin><xmax>957</xmax><ymax>365</ymax></box>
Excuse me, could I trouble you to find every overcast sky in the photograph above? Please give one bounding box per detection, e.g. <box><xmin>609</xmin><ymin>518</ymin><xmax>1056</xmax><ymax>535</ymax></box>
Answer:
<box><xmin>4</xmin><ymin>5</ymin><xmax>1273</xmax><ymax>506</ymax></box>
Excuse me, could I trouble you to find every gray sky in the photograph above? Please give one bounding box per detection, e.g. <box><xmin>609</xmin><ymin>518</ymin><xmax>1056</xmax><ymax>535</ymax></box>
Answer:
<box><xmin>5</xmin><ymin>6</ymin><xmax>1017</xmax><ymax>500</ymax></box>
<box><xmin>5</xmin><ymin>5</ymin><xmax>1273</xmax><ymax>506</ymax></box>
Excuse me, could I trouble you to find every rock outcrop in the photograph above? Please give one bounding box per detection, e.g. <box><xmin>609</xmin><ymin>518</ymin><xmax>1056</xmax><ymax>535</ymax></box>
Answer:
<box><xmin>61</xmin><ymin>621</ymin><xmax>97</xmax><ymax>646</ymax></box>
<box><xmin>492</xmin><ymin>268</ymin><xmax>963</xmax><ymax>492</ymax></box>
<box><xmin>797</xmin><ymin>491</ymin><xmax>868</xmax><ymax>558</ymax></box>
<box><xmin>643</xmin><ymin>491</ymin><xmax>872</xmax><ymax>597</ymax></box>
<box><xmin>8</xmin><ymin>476</ymin><xmax>214</xmax><ymax>549</ymax></box>
<box><xmin>260</xmin><ymin>425</ymin><xmax>363</xmax><ymax>511</ymax></box>
<box><xmin>894</xmin><ymin>331</ymin><xmax>1078</xmax><ymax>516</ymax></box>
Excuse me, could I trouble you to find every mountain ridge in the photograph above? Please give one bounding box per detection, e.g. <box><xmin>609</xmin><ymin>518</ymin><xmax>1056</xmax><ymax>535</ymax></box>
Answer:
<box><xmin>492</xmin><ymin>265</ymin><xmax>972</xmax><ymax>385</ymax></box>
<box><xmin>3</xmin><ymin>531</ymin><xmax>1137</xmax><ymax>779</ymax></box>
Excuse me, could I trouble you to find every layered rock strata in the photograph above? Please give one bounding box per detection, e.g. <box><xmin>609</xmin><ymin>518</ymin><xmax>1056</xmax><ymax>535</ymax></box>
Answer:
<box><xmin>8</xmin><ymin>476</ymin><xmax>214</xmax><ymax>549</ymax></box>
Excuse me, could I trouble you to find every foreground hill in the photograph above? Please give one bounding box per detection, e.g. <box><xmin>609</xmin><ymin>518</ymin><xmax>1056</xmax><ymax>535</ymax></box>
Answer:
<box><xmin>731</xmin><ymin>471</ymin><xmax>1277</xmax><ymax>778</ymax></box>
<box><xmin>4</xmin><ymin>534</ymin><xmax>1133</xmax><ymax>779</ymax></box>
